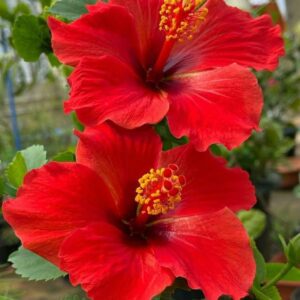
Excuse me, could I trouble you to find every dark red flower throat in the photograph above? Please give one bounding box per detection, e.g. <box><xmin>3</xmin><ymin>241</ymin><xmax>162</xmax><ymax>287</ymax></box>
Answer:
<box><xmin>146</xmin><ymin>0</ymin><xmax>208</xmax><ymax>83</ymax></box>
<box><xmin>127</xmin><ymin>164</ymin><xmax>186</xmax><ymax>235</ymax></box>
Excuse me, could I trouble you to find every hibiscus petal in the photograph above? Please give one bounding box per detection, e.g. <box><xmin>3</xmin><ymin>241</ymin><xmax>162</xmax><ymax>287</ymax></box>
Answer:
<box><xmin>166</xmin><ymin>64</ymin><xmax>263</xmax><ymax>151</ymax></box>
<box><xmin>59</xmin><ymin>222</ymin><xmax>174</xmax><ymax>300</ymax></box>
<box><xmin>65</xmin><ymin>56</ymin><xmax>169</xmax><ymax>128</ymax></box>
<box><xmin>150</xmin><ymin>208</ymin><xmax>255</xmax><ymax>300</ymax></box>
<box><xmin>2</xmin><ymin>163</ymin><xmax>114</xmax><ymax>265</ymax></box>
<box><xmin>111</xmin><ymin>0</ymin><xmax>164</xmax><ymax>69</ymax></box>
<box><xmin>159</xmin><ymin>145</ymin><xmax>255</xmax><ymax>215</ymax></box>
<box><xmin>48</xmin><ymin>4</ymin><xmax>139</xmax><ymax>66</ymax></box>
<box><xmin>169</xmin><ymin>0</ymin><xmax>284</xmax><ymax>73</ymax></box>
<box><xmin>76</xmin><ymin>123</ymin><xmax>163</xmax><ymax>220</ymax></box>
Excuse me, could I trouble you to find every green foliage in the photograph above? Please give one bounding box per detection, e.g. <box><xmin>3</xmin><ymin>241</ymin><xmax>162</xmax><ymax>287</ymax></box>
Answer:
<box><xmin>4</xmin><ymin>145</ymin><xmax>47</xmax><ymax>193</ymax></box>
<box><xmin>221</xmin><ymin>118</ymin><xmax>294</xmax><ymax>181</ymax></box>
<box><xmin>286</xmin><ymin>233</ymin><xmax>300</xmax><ymax>265</ymax></box>
<box><xmin>13</xmin><ymin>3</ymin><xmax>31</xmax><ymax>16</ymax></box>
<box><xmin>48</xmin><ymin>0</ymin><xmax>97</xmax><ymax>21</ymax></box>
<box><xmin>0</xmin><ymin>0</ymin><xmax>31</xmax><ymax>23</ymax></box>
<box><xmin>266</xmin><ymin>263</ymin><xmax>300</xmax><ymax>282</ymax></box>
<box><xmin>0</xmin><ymin>0</ymin><xmax>14</xmax><ymax>22</ymax></box>
<box><xmin>0</xmin><ymin>172</ymin><xmax>5</xmax><ymax>196</ymax></box>
<box><xmin>238</xmin><ymin>209</ymin><xmax>267</xmax><ymax>239</ymax></box>
<box><xmin>21</xmin><ymin>145</ymin><xmax>47</xmax><ymax>171</ymax></box>
<box><xmin>251</xmin><ymin>240</ymin><xmax>267</xmax><ymax>285</ymax></box>
<box><xmin>217</xmin><ymin>35</ymin><xmax>300</xmax><ymax>183</ymax></box>
<box><xmin>252</xmin><ymin>285</ymin><xmax>281</xmax><ymax>300</ymax></box>
<box><xmin>258</xmin><ymin>34</ymin><xmax>300</xmax><ymax>123</ymax></box>
<box><xmin>9</xmin><ymin>247</ymin><xmax>66</xmax><ymax>281</ymax></box>
<box><xmin>52</xmin><ymin>151</ymin><xmax>75</xmax><ymax>162</ymax></box>
<box><xmin>155</xmin><ymin>119</ymin><xmax>188</xmax><ymax>150</ymax></box>
<box><xmin>5</xmin><ymin>152</ymin><xmax>27</xmax><ymax>189</ymax></box>
<box><xmin>12</xmin><ymin>15</ymin><xmax>51</xmax><ymax>62</ymax></box>
<box><xmin>72</xmin><ymin>112</ymin><xmax>85</xmax><ymax>132</ymax></box>
<box><xmin>40</xmin><ymin>0</ymin><xmax>53</xmax><ymax>8</ymax></box>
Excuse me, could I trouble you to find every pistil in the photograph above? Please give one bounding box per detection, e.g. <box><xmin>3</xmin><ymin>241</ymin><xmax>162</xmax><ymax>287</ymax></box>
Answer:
<box><xmin>147</xmin><ymin>0</ymin><xmax>208</xmax><ymax>81</ymax></box>
<box><xmin>134</xmin><ymin>165</ymin><xmax>186</xmax><ymax>228</ymax></box>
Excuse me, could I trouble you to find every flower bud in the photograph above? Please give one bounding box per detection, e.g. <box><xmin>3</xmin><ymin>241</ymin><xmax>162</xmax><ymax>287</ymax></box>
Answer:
<box><xmin>286</xmin><ymin>234</ymin><xmax>300</xmax><ymax>266</ymax></box>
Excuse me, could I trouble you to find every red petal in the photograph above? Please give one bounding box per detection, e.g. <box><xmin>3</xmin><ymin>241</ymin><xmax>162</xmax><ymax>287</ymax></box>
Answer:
<box><xmin>59</xmin><ymin>222</ymin><xmax>174</xmax><ymax>300</ymax></box>
<box><xmin>76</xmin><ymin>123</ymin><xmax>162</xmax><ymax>219</ymax></box>
<box><xmin>2</xmin><ymin>163</ymin><xmax>114</xmax><ymax>265</ymax></box>
<box><xmin>169</xmin><ymin>0</ymin><xmax>284</xmax><ymax>73</ymax></box>
<box><xmin>48</xmin><ymin>4</ymin><xmax>139</xmax><ymax>67</ymax></box>
<box><xmin>150</xmin><ymin>208</ymin><xmax>255</xmax><ymax>300</ymax></box>
<box><xmin>111</xmin><ymin>0</ymin><xmax>164</xmax><ymax>69</ymax></box>
<box><xmin>65</xmin><ymin>56</ymin><xmax>169</xmax><ymax>128</ymax></box>
<box><xmin>159</xmin><ymin>145</ymin><xmax>255</xmax><ymax>215</ymax></box>
<box><xmin>166</xmin><ymin>64</ymin><xmax>263</xmax><ymax>151</ymax></box>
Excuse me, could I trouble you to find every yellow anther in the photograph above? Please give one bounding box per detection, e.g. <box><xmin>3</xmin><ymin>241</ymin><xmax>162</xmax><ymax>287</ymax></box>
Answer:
<box><xmin>173</xmin><ymin>7</ymin><xmax>180</xmax><ymax>14</ymax></box>
<box><xmin>159</xmin><ymin>0</ymin><xmax>208</xmax><ymax>42</ymax></box>
<box><xmin>135</xmin><ymin>165</ymin><xmax>186</xmax><ymax>216</ymax></box>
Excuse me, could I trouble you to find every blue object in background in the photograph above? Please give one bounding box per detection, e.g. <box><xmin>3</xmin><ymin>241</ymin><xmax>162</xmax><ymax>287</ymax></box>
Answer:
<box><xmin>1</xmin><ymin>28</ymin><xmax>22</xmax><ymax>150</ymax></box>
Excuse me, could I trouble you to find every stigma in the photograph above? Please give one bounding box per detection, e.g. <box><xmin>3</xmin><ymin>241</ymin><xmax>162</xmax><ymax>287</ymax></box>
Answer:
<box><xmin>159</xmin><ymin>0</ymin><xmax>208</xmax><ymax>42</ymax></box>
<box><xmin>135</xmin><ymin>164</ymin><xmax>186</xmax><ymax>216</ymax></box>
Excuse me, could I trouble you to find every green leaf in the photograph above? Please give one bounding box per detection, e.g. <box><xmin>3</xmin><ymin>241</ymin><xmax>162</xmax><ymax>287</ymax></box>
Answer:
<box><xmin>252</xmin><ymin>285</ymin><xmax>281</xmax><ymax>300</ymax></box>
<box><xmin>251</xmin><ymin>240</ymin><xmax>266</xmax><ymax>285</ymax></box>
<box><xmin>5</xmin><ymin>152</ymin><xmax>27</xmax><ymax>189</ymax></box>
<box><xmin>0</xmin><ymin>175</ymin><xmax>4</xmax><ymax>196</ymax></box>
<box><xmin>238</xmin><ymin>209</ymin><xmax>267</xmax><ymax>239</ymax></box>
<box><xmin>4</xmin><ymin>145</ymin><xmax>47</xmax><ymax>192</ymax></box>
<box><xmin>9</xmin><ymin>247</ymin><xmax>66</xmax><ymax>281</ymax></box>
<box><xmin>21</xmin><ymin>145</ymin><xmax>47</xmax><ymax>171</ymax></box>
<box><xmin>40</xmin><ymin>0</ymin><xmax>52</xmax><ymax>8</ymax></box>
<box><xmin>0</xmin><ymin>0</ymin><xmax>14</xmax><ymax>22</ymax></box>
<box><xmin>13</xmin><ymin>3</ymin><xmax>31</xmax><ymax>16</ymax></box>
<box><xmin>12</xmin><ymin>15</ymin><xmax>51</xmax><ymax>62</ymax></box>
<box><xmin>266</xmin><ymin>263</ymin><xmax>300</xmax><ymax>282</ymax></box>
<box><xmin>0</xmin><ymin>296</ymin><xmax>14</xmax><ymax>300</ymax></box>
<box><xmin>52</xmin><ymin>151</ymin><xmax>75</xmax><ymax>162</ymax></box>
<box><xmin>48</xmin><ymin>0</ymin><xmax>97</xmax><ymax>21</ymax></box>
<box><xmin>3</xmin><ymin>181</ymin><xmax>17</xmax><ymax>197</ymax></box>
<box><xmin>262</xmin><ymin>286</ymin><xmax>281</xmax><ymax>300</ymax></box>
<box><xmin>155</xmin><ymin>118</ymin><xmax>188</xmax><ymax>150</ymax></box>
<box><xmin>286</xmin><ymin>234</ymin><xmax>300</xmax><ymax>265</ymax></box>
<box><xmin>47</xmin><ymin>52</ymin><xmax>61</xmax><ymax>67</ymax></box>
<box><xmin>72</xmin><ymin>112</ymin><xmax>85</xmax><ymax>132</ymax></box>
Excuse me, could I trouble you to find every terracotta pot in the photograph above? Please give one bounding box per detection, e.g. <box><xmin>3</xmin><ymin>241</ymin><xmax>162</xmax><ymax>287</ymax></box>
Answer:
<box><xmin>277</xmin><ymin>281</ymin><xmax>300</xmax><ymax>300</ymax></box>
<box><xmin>277</xmin><ymin>157</ymin><xmax>300</xmax><ymax>189</ymax></box>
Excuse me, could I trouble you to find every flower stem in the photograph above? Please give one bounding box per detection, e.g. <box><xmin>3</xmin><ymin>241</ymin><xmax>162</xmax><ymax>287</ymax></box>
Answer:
<box><xmin>251</xmin><ymin>286</ymin><xmax>272</xmax><ymax>300</ymax></box>
<box><xmin>262</xmin><ymin>262</ymin><xmax>293</xmax><ymax>290</ymax></box>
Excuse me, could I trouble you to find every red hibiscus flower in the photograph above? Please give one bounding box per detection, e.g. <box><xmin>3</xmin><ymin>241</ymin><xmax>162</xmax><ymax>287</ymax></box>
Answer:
<box><xmin>3</xmin><ymin>124</ymin><xmax>256</xmax><ymax>300</ymax></box>
<box><xmin>48</xmin><ymin>0</ymin><xmax>284</xmax><ymax>151</ymax></box>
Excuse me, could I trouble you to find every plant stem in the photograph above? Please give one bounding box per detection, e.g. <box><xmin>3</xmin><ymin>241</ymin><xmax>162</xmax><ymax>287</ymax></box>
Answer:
<box><xmin>262</xmin><ymin>262</ymin><xmax>293</xmax><ymax>290</ymax></box>
<box><xmin>251</xmin><ymin>286</ymin><xmax>272</xmax><ymax>300</ymax></box>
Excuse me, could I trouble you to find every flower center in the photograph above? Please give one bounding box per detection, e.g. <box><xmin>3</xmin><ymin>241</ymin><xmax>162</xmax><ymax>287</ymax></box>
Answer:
<box><xmin>159</xmin><ymin>0</ymin><xmax>208</xmax><ymax>42</ymax></box>
<box><xmin>147</xmin><ymin>0</ymin><xmax>208</xmax><ymax>82</ymax></box>
<box><xmin>135</xmin><ymin>164</ymin><xmax>186</xmax><ymax>217</ymax></box>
